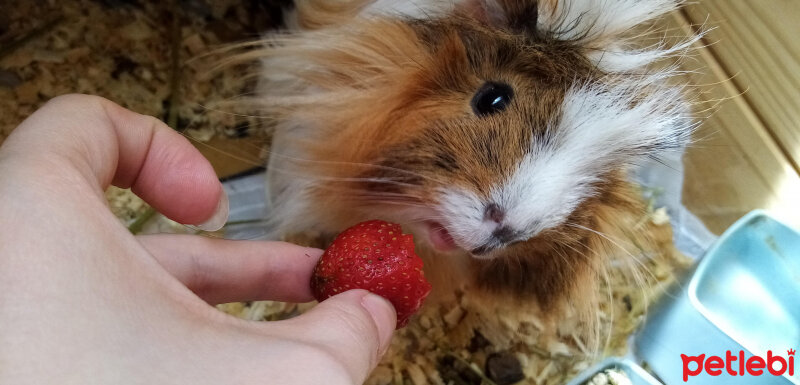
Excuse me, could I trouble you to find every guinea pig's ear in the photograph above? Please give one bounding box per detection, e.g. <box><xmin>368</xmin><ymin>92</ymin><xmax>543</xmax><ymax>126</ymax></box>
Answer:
<box><xmin>536</xmin><ymin>0</ymin><xmax>682</xmax><ymax>41</ymax></box>
<box><xmin>462</xmin><ymin>0</ymin><xmax>684</xmax><ymax>42</ymax></box>
<box><xmin>536</xmin><ymin>0</ymin><xmax>695</xmax><ymax>73</ymax></box>
<box><xmin>474</xmin><ymin>0</ymin><xmax>694</xmax><ymax>73</ymax></box>
<box><xmin>459</xmin><ymin>0</ymin><xmax>683</xmax><ymax>40</ymax></box>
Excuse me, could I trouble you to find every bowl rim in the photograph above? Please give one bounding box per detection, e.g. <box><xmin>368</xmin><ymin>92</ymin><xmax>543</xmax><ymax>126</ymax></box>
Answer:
<box><xmin>565</xmin><ymin>357</ymin><xmax>663</xmax><ymax>385</ymax></box>
<box><xmin>687</xmin><ymin>209</ymin><xmax>798</xmax><ymax>357</ymax></box>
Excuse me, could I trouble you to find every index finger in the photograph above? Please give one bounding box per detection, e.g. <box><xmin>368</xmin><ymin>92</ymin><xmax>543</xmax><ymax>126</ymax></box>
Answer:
<box><xmin>137</xmin><ymin>234</ymin><xmax>323</xmax><ymax>304</ymax></box>
<box><xmin>1</xmin><ymin>94</ymin><xmax>225</xmax><ymax>228</ymax></box>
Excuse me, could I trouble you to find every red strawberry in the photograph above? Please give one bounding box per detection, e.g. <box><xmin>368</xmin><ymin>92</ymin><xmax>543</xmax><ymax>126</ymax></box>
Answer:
<box><xmin>311</xmin><ymin>220</ymin><xmax>432</xmax><ymax>328</ymax></box>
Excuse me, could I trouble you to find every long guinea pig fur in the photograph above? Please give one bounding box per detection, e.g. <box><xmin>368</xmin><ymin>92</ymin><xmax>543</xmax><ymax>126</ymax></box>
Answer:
<box><xmin>237</xmin><ymin>0</ymin><xmax>698</xmax><ymax>318</ymax></box>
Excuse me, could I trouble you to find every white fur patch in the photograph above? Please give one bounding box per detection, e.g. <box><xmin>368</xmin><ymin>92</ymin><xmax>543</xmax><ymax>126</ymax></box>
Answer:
<box><xmin>497</xmin><ymin>79</ymin><xmax>692</xmax><ymax>231</ymax></box>
<box><xmin>438</xmin><ymin>79</ymin><xmax>693</xmax><ymax>250</ymax></box>
<box><xmin>437</xmin><ymin>187</ymin><xmax>493</xmax><ymax>250</ymax></box>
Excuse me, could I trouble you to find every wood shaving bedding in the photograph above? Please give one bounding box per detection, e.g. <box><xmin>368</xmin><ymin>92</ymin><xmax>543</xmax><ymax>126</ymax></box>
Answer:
<box><xmin>0</xmin><ymin>0</ymin><xmax>286</xmax><ymax>147</ymax></box>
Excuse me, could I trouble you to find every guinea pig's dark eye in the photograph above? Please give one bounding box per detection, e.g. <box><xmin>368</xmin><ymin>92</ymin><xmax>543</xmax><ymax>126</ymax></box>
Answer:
<box><xmin>471</xmin><ymin>82</ymin><xmax>514</xmax><ymax>117</ymax></box>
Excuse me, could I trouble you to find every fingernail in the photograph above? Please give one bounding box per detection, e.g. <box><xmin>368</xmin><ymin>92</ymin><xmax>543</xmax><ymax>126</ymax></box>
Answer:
<box><xmin>304</xmin><ymin>247</ymin><xmax>325</xmax><ymax>260</ymax></box>
<box><xmin>191</xmin><ymin>189</ymin><xmax>229</xmax><ymax>232</ymax></box>
<box><xmin>360</xmin><ymin>293</ymin><xmax>396</xmax><ymax>357</ymax></box>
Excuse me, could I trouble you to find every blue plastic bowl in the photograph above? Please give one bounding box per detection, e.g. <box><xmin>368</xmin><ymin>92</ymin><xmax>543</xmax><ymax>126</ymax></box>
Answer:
<box><xmin>635</xmin><ymin>210</ymin><xmax>799</xmax><ymax>384</ymax></box>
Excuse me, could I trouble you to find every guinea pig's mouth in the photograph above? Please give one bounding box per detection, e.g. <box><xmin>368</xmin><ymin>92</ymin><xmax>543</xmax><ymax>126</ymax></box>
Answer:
<box><xmin>424</xmin><ymin>221</ymin><xmax>459</xmax><ymax>252</ymax></box>
<box><xmin>423</xmin><ymin>221</ymin><xmax>502</xmax><ymax>258</ymax></box>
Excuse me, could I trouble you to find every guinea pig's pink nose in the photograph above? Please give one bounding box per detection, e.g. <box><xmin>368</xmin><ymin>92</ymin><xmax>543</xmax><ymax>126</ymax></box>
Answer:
<box><xmin>484</xmin><ymin>203</ymin><xmax>505</xmax><ymax>224</ymax></box>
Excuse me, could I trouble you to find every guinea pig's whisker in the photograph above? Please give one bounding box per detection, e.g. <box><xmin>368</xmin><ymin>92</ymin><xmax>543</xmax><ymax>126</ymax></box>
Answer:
<box><xmin>358</xmin><ymin>198</ymin><xmax>428</xmax><ymax>208</ymax></box>
<box><xmin>565</xmin><ymin>222</ymin><xmax>658</xmax><ymax>285</ymax></box>
<box><xmin>173</xmin><ymin>129</ymin><xmax>442</xmax><ymax>190</ymax></box>
<box><xmin>599</xmin><ymin>262</ymin><xmax>614</xmax><ymax>355</ymax></box>
<box><xmin>402</xmin><ymin>218</ymin><xmax>442</xmax><ymax>226</ymax></box>
<box><xmin>269</xmin><ymin>181</ymin><xmax>429</xmax><ymax>210</ymax></box>
<box><xmin>311</xmin><ymin>186</ymin><xmax>424</xmax><ymax>204</ymax></box>
<box><xmin>267</xmin><ymin>167</ymin><xmax>425</xmax><ymax>189</ymax></box>
<box><xmin>179</xmin><ymin>135</ymin><xmax>266</xmax><ymax>168</ymax></box>
<box><xmin>556</xmin><ymin>243</ymin><xmax>589</xmax><ymax>276</ymax></box>
<box><xmin>619</xmin><ymin>250</ymin><xmax>658</xmax><ymax>288</ymax></box>
<box><xmin>565</xmin><ymin>222</ymin><xmax>662</xmax><ymax>321</ymax></box>
<box><xmin>357</xmin><ymin>198</ymin><xmax>430</xmax><ymax>210</ymax></box>
<box><xmin>265</xmin><ymin>152</ymin><xmax>447</xmax><ymax>185</ymax></box>
<box><xmin>355</xmin><ymin>190</ymin><xmax>423</xmax><ymax>199</ymax></box>
<box><xmin>297</xmin><ymin>182</ymin><xmax>424</xmax><ymax>199</ymax></box>
<box><xmin>188</xmin><ymin>99</ymin><xmax>279</xmax><ymax>121</ymax></box>
<box><xmin>515</xmin><ymin>255</ymin><xmax>525</xmax><ymax>276</ymax></box>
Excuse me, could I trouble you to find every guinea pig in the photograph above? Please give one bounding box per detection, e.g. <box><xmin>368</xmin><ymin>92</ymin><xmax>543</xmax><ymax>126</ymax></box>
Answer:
<box><xmin>238</xmin><ymin>0</ymin><xmax>697</xmax><ymax>316</ymax></box>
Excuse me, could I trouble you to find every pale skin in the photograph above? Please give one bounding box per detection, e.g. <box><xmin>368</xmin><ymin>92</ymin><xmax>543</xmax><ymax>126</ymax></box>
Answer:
<box><xmin>0</xmin><ymin>94</ymin><xmax>396</xmax><ymax>384</ymax></box>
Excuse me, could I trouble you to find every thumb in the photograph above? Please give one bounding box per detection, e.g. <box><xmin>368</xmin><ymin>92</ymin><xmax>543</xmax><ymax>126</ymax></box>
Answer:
<box><xmin>282</xmin><ymin>290</ymin><xmax>396</xmax><ymax>383</ymax></box>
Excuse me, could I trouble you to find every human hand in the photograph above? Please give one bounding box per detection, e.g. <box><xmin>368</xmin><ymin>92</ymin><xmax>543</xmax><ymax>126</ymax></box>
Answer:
<box><xmin>0</xmin><ymin>95</ymin><xmax>396</xmax><ymax>384</ymax></box>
